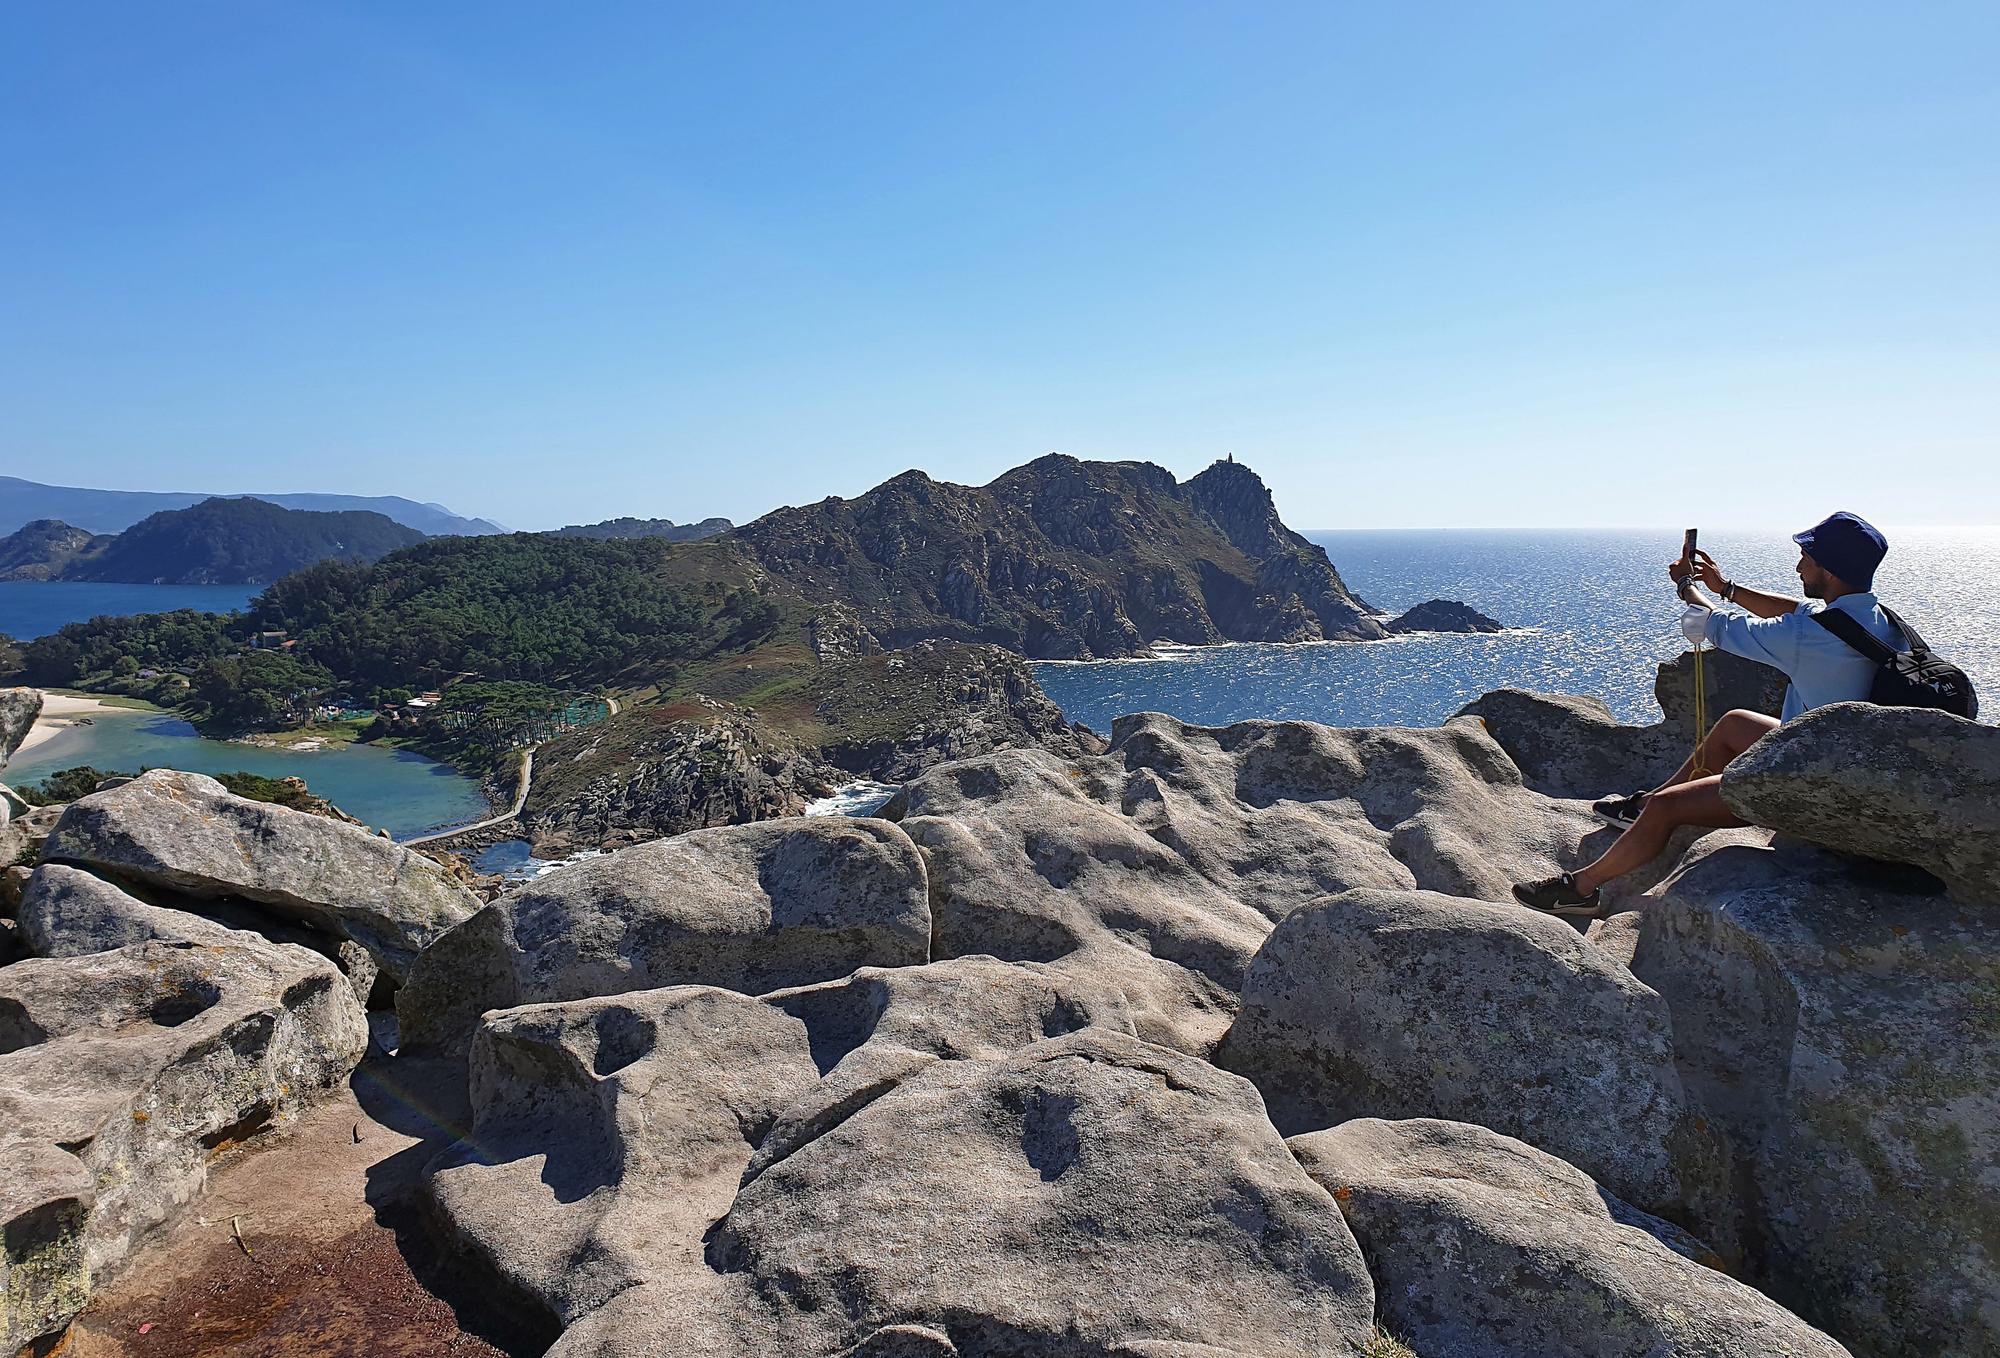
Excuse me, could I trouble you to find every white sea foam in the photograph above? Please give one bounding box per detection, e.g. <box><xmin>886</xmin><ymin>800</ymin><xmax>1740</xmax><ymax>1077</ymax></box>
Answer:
<box><xmin>804</xmin><ymin>780</ymin><xmax>901</xmax><ymax>817</ymax></box>
<box><xmin>488</xmin><ymin>847</ymin><xmax>609</xmax><ymax>884</ymax></box>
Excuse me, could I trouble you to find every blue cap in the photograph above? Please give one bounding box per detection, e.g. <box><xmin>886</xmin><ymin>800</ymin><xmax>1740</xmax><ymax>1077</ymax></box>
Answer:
<box><xmin>1794</xmin><ymin>511</ymin><xmax>1887</xmax><ymax>591</ymax></box>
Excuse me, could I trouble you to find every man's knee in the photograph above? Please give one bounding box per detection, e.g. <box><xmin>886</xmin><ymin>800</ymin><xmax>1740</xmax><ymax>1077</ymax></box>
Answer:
<box><xmin>1644</xmin><ymin>776</ymin><xmax>1741</xmax><ymax>831</ymax></box>
<box><xmin>1714</xmin><ymin>708</ymin><xmax>1780</xmax><ymax>742</ymax></box>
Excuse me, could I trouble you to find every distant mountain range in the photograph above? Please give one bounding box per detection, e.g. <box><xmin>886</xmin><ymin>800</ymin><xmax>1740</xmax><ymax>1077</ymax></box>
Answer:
<box><xmin>551</xmin><ymin>516</ymin><xmax>734</xmax><ymax>542</ymax></box>
<box><xmin>0</xmin><ymin>497</ymin><xmax>426</xmax><ymax>584</ymax></box>
<box><xmin>0</xmin><ymin>476</ymin><xmax>505</xmax><ymax>538</ymax></box>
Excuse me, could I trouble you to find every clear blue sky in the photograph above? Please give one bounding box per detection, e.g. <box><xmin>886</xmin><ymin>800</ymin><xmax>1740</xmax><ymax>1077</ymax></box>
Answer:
<box><xmin>4</xmin><ymin>2</ymin><xmax>1995</xmax><ymax>531</ymax></box>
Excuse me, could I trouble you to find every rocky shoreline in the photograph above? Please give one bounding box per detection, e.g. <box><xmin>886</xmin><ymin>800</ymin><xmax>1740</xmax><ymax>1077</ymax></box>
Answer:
<box><xmin>4</xmin><ymin>674</ymin><xmax>1994</xmax><ymax>1356</ymax></box>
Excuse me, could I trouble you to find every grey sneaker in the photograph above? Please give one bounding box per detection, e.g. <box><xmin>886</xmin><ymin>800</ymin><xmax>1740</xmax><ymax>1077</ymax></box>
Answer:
<box><xmin>1512</xmin><ymin>873</ymin><xmax>1604</xmax><ymax>918</ymax></box>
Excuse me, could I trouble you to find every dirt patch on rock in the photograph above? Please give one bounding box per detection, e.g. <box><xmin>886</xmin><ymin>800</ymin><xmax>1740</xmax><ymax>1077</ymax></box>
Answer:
<box><xmin>55</xmin><ymin>1054</ymin><xmax>541</xmax><ymax>1358</ymax></box>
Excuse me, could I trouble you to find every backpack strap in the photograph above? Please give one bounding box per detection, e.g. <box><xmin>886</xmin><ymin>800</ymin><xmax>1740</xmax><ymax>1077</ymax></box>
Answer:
<box><xmin>1812</xmin><ymin>606</ymin><xmax>1901</xmax><ymax>664</ymax></box>
<box><xmin>1877</xmin><ymin>604</ymin><xmax>1929</xmax><ymax>655</ymax></box>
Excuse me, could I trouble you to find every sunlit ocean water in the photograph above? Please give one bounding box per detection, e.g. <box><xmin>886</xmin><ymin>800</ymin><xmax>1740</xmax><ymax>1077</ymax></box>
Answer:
<box><xmin>1032</xmin><ymin>528</ymin><xmax>1999</xmax><ymax>732</ymax></box>
<box><xmin>0</xmin><ymin>581</ymin><xmax>260</xmax><ymax>640</ymax></box>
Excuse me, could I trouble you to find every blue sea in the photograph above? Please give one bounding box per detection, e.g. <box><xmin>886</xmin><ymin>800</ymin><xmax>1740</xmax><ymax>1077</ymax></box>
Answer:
<box><xmin>0</xmin><ymin>581</ymin><xmax>260</xmax><ymax>640</ymax></box>
<box><xmin>1032</xmin><ymin>528</ymin><xmax>2000</xmax><ymax>732</ymax></box>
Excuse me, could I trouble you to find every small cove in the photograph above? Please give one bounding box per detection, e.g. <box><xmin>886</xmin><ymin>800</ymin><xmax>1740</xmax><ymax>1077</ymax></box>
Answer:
<box><xmin>6</xmin><ymin>704</ymin><xmax>491</xmax><ymax>840</ymax></box>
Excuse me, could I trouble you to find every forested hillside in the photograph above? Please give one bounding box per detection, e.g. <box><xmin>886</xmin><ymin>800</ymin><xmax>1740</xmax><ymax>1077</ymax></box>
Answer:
<box><xmin>60</xmin><ymin>497</ymin><xmax>425</xmax><ymax>584</ymax></box>
<box><xmin>247</xmin><ymin>534</ymin><xmax>734</xmax><ymax>689</ymax></box>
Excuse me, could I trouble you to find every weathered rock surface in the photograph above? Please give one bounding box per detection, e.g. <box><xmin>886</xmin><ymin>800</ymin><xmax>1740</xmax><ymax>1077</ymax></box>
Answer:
<box><xmin>0</xmin><ymin>686</ymin><xmax>39</xmax><ymax>766</ymax></box>
<box><xmin>42</xmin><ymin>769</ymin><xmax>479</xmax><ymax>983</ymax></box>
<box><xmin>0</xmin><ymin>801</ymin><xmax>61</xmax><ymax>871</ymax></box>
<box><xmin>1720</xmin><ymin>700</ymin><xmax>2000</xmax><ymax>901</ymax></box>
<box><xmin>427</xmin><ymin>964</ymin><xmax>1375</xmax><ymax>1357</ymax></box>
<box><xmin>17</xmin><ymin>863</ymin><xmax>243</xmax><ymax>955</ymax></box>
<box><xmin>1215</xmin><ymin>887</ymin><xmax>1691</xmax><ymax>1213</ymax></box>
<box><xmin>0</xmin><ymin>687</ymin><xmax>39</xmax><ymax>839</ymax></box>
<box><xmin>15</xmin><ymin>862</ymin><xmax>380</xmax><ymax>1003</ymax></box>
<box><xmin>1459</xmin><ymin>649</ymin><xmax>1788</xmax><ymax>797</ymax></box>
<box><xmin>397</xmin><ymin>816</ymin><xmax>930</xmax><ymax>1054</ymax></box>
<box><xmin>1631</xmin><ymin>834</ymin><xmax>2000</xmax><ymax>1358</ymax></box>
<box><xmin>0</xmin><ymin>781</ymin><xmax>26</xmax><ymax>832</ymax></box>
<box><xmin>1291</xmin><ymin>1118</ymin><xmax>1849</xmax><ymax>1358</ymax></box>
<box><xmin>892</xmin><ymin>713</ymin><xmax>1601</xmax><ymax>1053</ymax></box>
<box><xmin>1381</xmin><ymin>598</ymin><xmax>1505</xmax><ymax>634</ymax></box>
<box><xmin>0</xmin><ymin>899</ymin><xmax>366</xmax><ymax>1350</ymax></box>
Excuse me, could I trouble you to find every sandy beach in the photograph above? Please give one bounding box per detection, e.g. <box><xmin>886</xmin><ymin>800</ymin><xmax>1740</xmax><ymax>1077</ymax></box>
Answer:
<box><xmin>13</xmin><ymin>691</ymin><xmax>128</xmax><ymax>758</ymax></box>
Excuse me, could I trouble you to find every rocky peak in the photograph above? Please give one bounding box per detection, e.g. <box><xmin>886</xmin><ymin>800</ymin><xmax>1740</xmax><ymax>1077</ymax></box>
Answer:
<box><xmin>0</xmin><ymin>519</ymin><xmax>104</xmax><ymax>581</ymax></box>
<box><xmin>733</xmin><ymin>452</ymin><xmax>1385</xmax><ymax>657</ymax></box>
<box><xmin>1184</xmin><ymin>457</ymin><xmax>1286</xmax><ymax>557</ymax></box>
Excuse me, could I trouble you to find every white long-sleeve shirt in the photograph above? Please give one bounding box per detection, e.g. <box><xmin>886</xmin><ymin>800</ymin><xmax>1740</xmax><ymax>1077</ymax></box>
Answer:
<box><xmin>1698</xmin><ymin>591</ymin><xmax>1903</xmax><ymax>721</ymax></box>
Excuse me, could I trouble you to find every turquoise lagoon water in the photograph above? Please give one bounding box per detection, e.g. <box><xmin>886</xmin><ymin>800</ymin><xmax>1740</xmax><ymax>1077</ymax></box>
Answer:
<box><xmin>1</xmin><ymin>580</ymin><xmax>488</xmax><ymax>838</ymax></box>
<box><xmin>6</xmin><ymin>707</ymin><xmax>491</xmax><ymax>839</ymax></box>
<box><xmin>1032</xmin><ymin>528</ymin><xmax>2000</xmax><ymax>733</ymax></box>
<box><xmin>0</xmin><ymin>581</ymin><xmax>261</xmax><ymax>640</ymax></box>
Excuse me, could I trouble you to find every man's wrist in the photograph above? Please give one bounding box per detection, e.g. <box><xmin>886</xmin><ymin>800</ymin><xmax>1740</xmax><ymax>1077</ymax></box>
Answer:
<box><xmin>1720</xmin><ymin>579</ymin><xmax>1737</xmax><ymax>601</ymax></box>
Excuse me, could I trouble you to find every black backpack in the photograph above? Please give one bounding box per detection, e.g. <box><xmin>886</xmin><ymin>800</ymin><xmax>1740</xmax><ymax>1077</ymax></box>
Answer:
<box><xmin>1812</xmin><ymin>604</ymin><xmax>1979</xmax><ymax>719</ymax></box>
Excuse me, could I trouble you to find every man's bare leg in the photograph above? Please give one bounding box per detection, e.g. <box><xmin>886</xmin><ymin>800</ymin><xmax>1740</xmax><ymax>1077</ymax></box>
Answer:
<box><xmin>1517</xmin><ymin>708</ymin><xmax>1782</xmax><ymax>911</ymax></box>
<box><xmin>1571</xmin><ymin>776</ymin><xmax>1744</xmax><ymax>894</ymax></box>
<box><xmin>1648</xmin><ymin>708</ymin><xmax>1781</xmax><ymax>793</ymax></box>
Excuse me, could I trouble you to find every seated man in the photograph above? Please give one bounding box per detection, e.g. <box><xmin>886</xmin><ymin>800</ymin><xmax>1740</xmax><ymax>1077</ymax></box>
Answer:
<box><xmin>1512</xmin><ymin>511</ymin><xmax>1900</xmax><ymax>917</ymax></box>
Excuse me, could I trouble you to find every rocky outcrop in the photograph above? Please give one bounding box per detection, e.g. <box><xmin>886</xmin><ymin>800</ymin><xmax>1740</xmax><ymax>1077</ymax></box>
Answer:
<box><xmin>397</xmin><ymin>816</ymin><xmax>931</xmax><ymax>1054</ymax></box>
<box><xmin>1291</xmin><ymin>1118</ymin><xmax>1850</xmax><ymax>1358</ymax></box>
<box><xmin>1</xmin><ymin>878</ymin><xmax>366</xmax><ymax>1351</ymax></box>
<box><xmin>890</xmin><ymin>710</ymin><xmax>1600</xmax><ymax>1054</ymax></box>
<box><xmin>0</xmin><ymin>783</ymin><xmax>26</xmax><ymax>839</ymax></box>
<box><xmin>1382</xmin><ymin>598</ymin><xmax>1506</xmax><ymax>633</ymax></box>
<box><xmin>426</xmin><ymin>964</ymin><xmax>1376</xmax><ymax>1356</ymax></box>
<box><xmin>1216</xmin><ymin>887</ymin><xmax>1692</xmax><ymax>1213</ymax></box>
<box><xmin>522</xmin><ymin>705</ymin><xmax>836</xmax><ymax>853</ymax></box>
<box><xmin>814</xmin><ymin>640</ymin><xmax>1105</xmax><ymax>780</ymax></box>
<box><xmin>0</xmin><ymin>521</ymin><xmax>104</xmax><ymax>581</ymax></box>
<box><xmin>1630</xmin><ymin>833</ymin><xmax>2000</xmax><ymax>1358</ymax></box>
<box><xmin>805</xmin><ymin>602</ymin><xmax>885</xmax><ymax>660</ymax></box>
<box><xmin>0</xmin><ymin>686</ymin><xmax>39</xmax><ymax>766</ymax></box>
<box><xmin>522</xmin><ymin>642</ymin><xmax>1105</xmax><ymax>853</ymax></box>
<box><xmin>18</xmin><ymin>862</ymin><xmax>381</xmax><ymax>1006</ymax></box>
<box><xmin>0</xmin><ymin>803</ymin><xmax>62</xmax><ymax>873</ymax></box>
<box><xmin>1181</xmin><ymin>458</ymin><xmax>1384</xmax><ymax>643</ymax></box>
<box><xmin>1457</xmin><ymin>648</ymin><xmax>1789</xmax><ymax>797</ymax></box>
<box><xmin>42</xmin><ymin>769</ymin><xmax>480</xmax><ymax>983</ymax></box>
<box><xmin>1720</xmin><ymin>701</ymin><xmax>1999</xmax><ymax>900</ymax></box>
<box><xmin>735</xmin><ymin>454</ymin><xmax>1384</xmax><ymax>659</ymax></box>
<box><xmin>0</xmin><ymin>685</ymin><xmax>36</xmax><ymax>849</ymax></box>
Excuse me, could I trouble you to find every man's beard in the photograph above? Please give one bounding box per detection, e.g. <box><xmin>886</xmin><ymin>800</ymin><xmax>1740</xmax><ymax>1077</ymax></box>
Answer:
<box><xmin>1802</xmin><ymin>576</ymin><xmax>1827</xmax><ymax>599</ymax></box>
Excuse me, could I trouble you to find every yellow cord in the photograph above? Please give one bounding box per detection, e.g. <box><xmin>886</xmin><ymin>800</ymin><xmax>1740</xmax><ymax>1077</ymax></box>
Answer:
<box><xmin>1689</xmin><ymin>641</ymin><xmax>1711</xmax><ymax>776</ymax></box>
